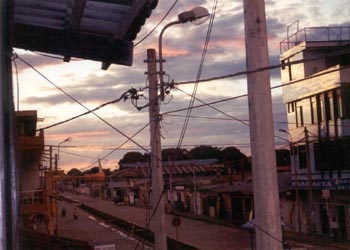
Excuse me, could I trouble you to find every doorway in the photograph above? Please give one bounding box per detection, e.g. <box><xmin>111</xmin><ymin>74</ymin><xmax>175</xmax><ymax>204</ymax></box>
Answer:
<box><xmin>337</xmin><ymin>205</ymin><xmax>347</xmax><ymax>240</ymax></box>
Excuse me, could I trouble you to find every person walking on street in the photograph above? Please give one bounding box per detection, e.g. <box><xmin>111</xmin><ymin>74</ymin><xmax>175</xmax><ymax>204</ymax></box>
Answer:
<box><xmin>330</xmin><ymin>216</ymin><xmax>339</xmax><ymax>242</ymax></box>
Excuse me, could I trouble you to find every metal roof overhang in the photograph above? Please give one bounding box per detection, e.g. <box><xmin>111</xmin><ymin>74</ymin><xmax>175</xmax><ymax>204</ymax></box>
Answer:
<box><xmin>13</xmin><ymin>0</ymin><xmax>158</xmax><ymax>69</ymax></box>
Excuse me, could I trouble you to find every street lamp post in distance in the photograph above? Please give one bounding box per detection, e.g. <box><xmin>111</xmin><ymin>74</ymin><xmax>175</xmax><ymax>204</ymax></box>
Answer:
<box><xmin>54</xmin><ymin>137</ymin><xmax>72</xmax><ymax>235</ymax></box>
<box><xmin>279</xmin><ymin>129</ymin><xmax>302</xmax><ymax>239</ymax></box>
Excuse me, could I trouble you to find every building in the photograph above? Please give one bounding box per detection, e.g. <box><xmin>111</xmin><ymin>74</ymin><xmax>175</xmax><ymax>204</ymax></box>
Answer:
<box><xmin>280</xmin><ymin>26</ymin><xmax>350</xmax><ymax>240</ymax></box>
<box><xmin>15</xmin><ymin>110</ymin><xmax>46</xmax><ymax>230</ymax></box>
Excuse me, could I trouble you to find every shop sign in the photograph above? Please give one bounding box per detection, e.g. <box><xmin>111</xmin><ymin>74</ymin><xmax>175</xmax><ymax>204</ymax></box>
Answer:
<box><xmin>290</xmin><ymin>178</ymin><xmax>350</xmax><ymax>190</ymax></box>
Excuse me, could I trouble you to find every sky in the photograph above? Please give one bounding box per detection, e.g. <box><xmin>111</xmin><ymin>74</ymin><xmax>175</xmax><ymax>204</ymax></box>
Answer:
<box><xmin>13</xmin><ymin>0</ymin><xmax>350</xmax><ymax>172</ymax></box>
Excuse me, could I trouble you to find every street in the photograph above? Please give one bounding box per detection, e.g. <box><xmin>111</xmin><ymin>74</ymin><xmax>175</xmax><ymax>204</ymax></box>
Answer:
<box><xmin>52</xmin><ymin>193</ymin><xmax>348</xmax><ymax>250</ymax></box>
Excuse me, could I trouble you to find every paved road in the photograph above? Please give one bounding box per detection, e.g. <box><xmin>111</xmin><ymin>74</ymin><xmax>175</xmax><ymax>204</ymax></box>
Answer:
<box><xmin>52</xmin><ymin>200</ymin><xmax>153</xmax><ymax>250</ymax></box>
<box><xmin>62</xmin><ymin>193</ymin><xmax>253</xmax><ymax>250</ymax></box>
<box><xmin>57</xmin><ymin>193</ymin><xmax>349</xmax><ymax>250</ymax></box>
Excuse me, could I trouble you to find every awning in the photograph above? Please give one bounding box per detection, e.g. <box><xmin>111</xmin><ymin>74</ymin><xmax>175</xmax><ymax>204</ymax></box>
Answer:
<box><xmin>13</xmin><ymin>0</ymin><xmax>158</xmax><ymax>69</ymax></box>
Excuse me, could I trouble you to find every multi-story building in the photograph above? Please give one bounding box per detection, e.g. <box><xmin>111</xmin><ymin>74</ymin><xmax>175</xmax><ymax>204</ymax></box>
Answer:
<box><xmin>15</xmin><ymin>110</ymin><xmax>46</xmax><ymax>230</ymax></box>
<box><xmin>279</xmin><ymin>26</ymin><xmax>350</xmax><ymax>240</ymax></box>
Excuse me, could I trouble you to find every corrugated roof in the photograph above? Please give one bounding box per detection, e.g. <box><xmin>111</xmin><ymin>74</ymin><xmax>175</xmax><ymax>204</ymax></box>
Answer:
<box><xmin>13</xmin><ymin>0</ymin><xmax>158</xmax><ymax>69</ymax></box>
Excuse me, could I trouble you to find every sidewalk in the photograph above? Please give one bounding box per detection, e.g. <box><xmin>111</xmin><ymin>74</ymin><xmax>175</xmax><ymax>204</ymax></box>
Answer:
<box><xmin>175</xmin><ymin>210</ymin><xmax>350</xmax><ymax>250</ymax></box>
<box><xmin>285</xmin><ymin>231</ymin><xmax>350</xmax><ymax>250</ymax></box>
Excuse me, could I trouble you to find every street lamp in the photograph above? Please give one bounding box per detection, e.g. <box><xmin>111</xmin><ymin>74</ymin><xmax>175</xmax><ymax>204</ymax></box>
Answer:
<box><xmin>158</xmin><ymin>6</ymin><xmax>210</xmax><ymax>100</ymax></box>
<box><xmin>279</xmin><ymin>129</ymin><xmax>302</xmax><ymax>239</ymax></box>
<box><xmin>148</xmin><ymin>7</ymin><xmax>210</xmax><ymax>250</ymax></box>
<box><xmin>54</xmin><ymin>137</ymin><xmax>72</xmax><ymax>235</ymax></box>
<box><xmin>57</xmin><ymin>137</ymin><xmax>72</xmax><ymax>161</ymax></box>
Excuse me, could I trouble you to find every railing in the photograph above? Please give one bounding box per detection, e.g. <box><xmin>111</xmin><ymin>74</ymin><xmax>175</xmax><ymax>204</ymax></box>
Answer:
<box><xmin>280</xmin><ymin>26</ymin><xmax>350</xmax><ymax>53</ymax></box>
<box><xmin>20</xmin><ymin>189</ymin><xmax>44</xmax><ymax>205</ymax></box>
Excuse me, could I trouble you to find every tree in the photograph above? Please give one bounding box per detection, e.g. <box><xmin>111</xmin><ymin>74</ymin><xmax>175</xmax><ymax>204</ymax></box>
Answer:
<box><xmin>221</xmin><ymin>146</ymin><xmax>249</xmax><ymax>175</ymax></box>
<box><xmin>221</xmin><ymin>146</ymin><xmax>247</xmax><ymax>163</ymax></box>
<box><xmin>83</xmin><ymin>166</ymin><xmax>100</xmax><ymax>175</ymax></box>
<box><xmin>119</xmin><ymin>151</ymin><xmax>150</xmax><ymax>164</ymax></box>
<box><xmin>67</xmin><ymin>168</ymin><xmax>82</xmax><ymax>176</ymax></box>
<box><xmin>162</xmin><ymin>148</ymin><xmax>188</xmax><ymax>161</ymax></box>
<box><xmin>188</xmin><ymin>145</ymin><xmax>221</xmax><ymax>160</ymax></box>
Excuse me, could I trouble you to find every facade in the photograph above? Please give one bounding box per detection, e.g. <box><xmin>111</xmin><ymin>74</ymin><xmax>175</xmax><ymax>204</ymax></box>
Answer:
<box><xmin>108</xmin><ymin>157</ymin><xmax>290</xmax><ymax>225</ymax></box>
<box><xmin>280</xmin><ymin>26</ymin><xmax>350</xmax><ymax>240</ymax></box>
<box><xmin>15</xmin><ymin>111</ymin><xmax>46</xmax><ymax>230</ymax></box>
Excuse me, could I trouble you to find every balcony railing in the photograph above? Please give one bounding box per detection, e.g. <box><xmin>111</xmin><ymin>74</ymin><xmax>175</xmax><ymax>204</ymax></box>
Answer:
<box><xmin>280</xmin><ymin>26</ymin><xmax>350</xmax><ymax>53</ymax></box>
<box><xmin>20</xmin><ymin>189</ymin><xmax>46</xmax><ymax>214</ymax></box>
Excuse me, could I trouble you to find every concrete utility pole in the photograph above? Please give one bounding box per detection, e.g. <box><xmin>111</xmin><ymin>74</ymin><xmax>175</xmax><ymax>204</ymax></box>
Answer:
<box><xmin>243</xmin><ymin>1</ymin><xmax>283</xmax><ymax>249</ymax></box>
<box><xmin>146</xmin><ymin>48</ymin><xmax>167</xmax><ymax>250</ymax></box>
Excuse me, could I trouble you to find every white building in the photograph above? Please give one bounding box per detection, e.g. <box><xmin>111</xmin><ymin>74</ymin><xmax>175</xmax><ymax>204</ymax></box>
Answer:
<box><xmin>280</xmin><ymin>26</ymin><xmax>350</xmax><ymax>240</ymax></box>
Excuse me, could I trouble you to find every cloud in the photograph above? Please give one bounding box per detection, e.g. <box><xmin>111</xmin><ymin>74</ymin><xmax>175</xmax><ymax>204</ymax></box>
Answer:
<box><xmin>16</xmin><ymin>0</ymin><xmax>349</xmax><ymax>172</ymax></box>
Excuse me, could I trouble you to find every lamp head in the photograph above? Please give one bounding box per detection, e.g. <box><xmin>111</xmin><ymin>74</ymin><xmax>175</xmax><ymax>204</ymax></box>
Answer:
<box><xmin>65</xmin><ymin>137</ymin><xmax>72</xmax><ymax>142</ymax></box>
<box><xmin>178</xmin><ymin>6</ymin><xmax>210</xmax><ymax>25</ymax></box>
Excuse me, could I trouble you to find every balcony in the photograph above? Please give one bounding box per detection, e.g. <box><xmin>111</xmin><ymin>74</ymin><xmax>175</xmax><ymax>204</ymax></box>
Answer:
<box><xmin>20</xmin><ymin>189</ymin><xmax>46</xmax><ymax>214</ymax></box>
<box><xmin>280</xmin><ymin>26</ymin><xmax>350</xmax><ymax>53</ymax></box>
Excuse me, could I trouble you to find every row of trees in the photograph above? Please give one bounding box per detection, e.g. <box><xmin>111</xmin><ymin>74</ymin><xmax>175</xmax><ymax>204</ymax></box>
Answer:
<box><xmin>67</xmin><ymin>145</ymin><xmax>290</xmax><ymax>176</ymax></box>
<box><xmin>119</xmin><ymin>145</ymin><xmax>248</xmax><ymax>164</ymax></box>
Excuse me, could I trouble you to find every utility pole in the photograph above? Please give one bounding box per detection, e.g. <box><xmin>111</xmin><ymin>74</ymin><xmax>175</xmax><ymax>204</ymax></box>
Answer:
<box><xmin>304</xmin><ymin>126</ymin><xmax>314</xmax><ymax>233</ymax></box>
<box><xmin>193</xmin><ymin>164</ymin><xmax>197</xmax><ymax>215</ymax></box>
<box><xmin>292</xmin><ymin>141</ymin><xmax>302</xmax><ymax>238</ymax></box>
<box><xmin>243</xmin><ymin>1</ymin><xmax>282</xmax><ymax>249</ymax></box>
<box><xmin>146</xmin><ymin>48</ymin><xmax>167</xmax><ymax>250</ymax></box>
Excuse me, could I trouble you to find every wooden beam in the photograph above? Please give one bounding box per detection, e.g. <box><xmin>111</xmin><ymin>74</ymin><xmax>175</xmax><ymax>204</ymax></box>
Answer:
<box><xmin>70</xmin><ymin>0</ymin><xmax>87</xmax><ymax>31</ymax></box>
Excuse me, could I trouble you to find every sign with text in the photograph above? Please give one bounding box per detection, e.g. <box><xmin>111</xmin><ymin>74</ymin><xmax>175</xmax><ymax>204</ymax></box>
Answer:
<box><xmin>290</xmin><ymin>178</ymin><xmax>350</xmax><ymax>190</ymax></box>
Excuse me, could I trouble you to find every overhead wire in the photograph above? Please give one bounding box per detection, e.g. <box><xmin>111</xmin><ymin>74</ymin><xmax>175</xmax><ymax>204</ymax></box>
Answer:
<box><xmin>134</xmin><ymin>0</ymin><xmax>178</xmax><ymax>47</ymax></box>
<box><xmin>177</xmin><ymin>0</ymin><xmax>218</xmax><ymax>148</ymax></box>
<box><xmin>173</xmin><ymin>57</ymin><xmax>350</xmax><ymax>86</ymax></box>
<box><xmin>80</xmin><ymin>122</ymin><xmax>150</xmax><ymax>171</ymax></box>
<box><xmin>36</xmin><ymin>87</ymin><xmax>148</xmax><ymax>131</ymax></box>
<box><xmin>173</xmin><ymin>85</ymin><xmax>250</xmax><ymax>126</ymax></box>
<box><xmin>12</xmin><ymin>53</ymin><xmax>20</xmax><ymax>111</ymax></box>
<box><xmin>16</xmin><ymin>55</ymin><xmax>152</xmax><ymax>156</ymax></box>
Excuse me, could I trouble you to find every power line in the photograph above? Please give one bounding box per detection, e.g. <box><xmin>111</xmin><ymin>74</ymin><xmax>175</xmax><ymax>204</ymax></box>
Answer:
<box><xmin>12</xmin><ymin>53</ymin><xmax>20</xmax><ymax>111</ymax></box>
<box><xmin>173</xmin><ymin>85</ymin><xmax>250</xmax><ymax>126</ymax></box>
<box><xmin>162</xmin><ymin>93</ymin><xmax>248</xmax><ymax>116</ymax></box>
<box><xmin>177</xmin><ymin>0</ymin><xmax>218</xmax><ymax>148</ymax></box>
<box><xmin>80</xmin><ymin>122</ymin><xmax>150</xmax><ymax>171</ymax></box>
<box><xmin>16</xmin><ymin>55</ymin><xmax>152</xmax><ymax>156</ymax></box>
<box><xmin>173</xmin><ymin>57</ymin><xmax>349</xmax><ymax>86</ymax></box>
<box><xmin>36</xmin><ymin>87</ymin><xmax>148</xmax><ymax>131</ymax></box>
<box><xmin>134</xmin><ymin>0</ymin><xmax>178</xmax><ymax>47</ymax></box>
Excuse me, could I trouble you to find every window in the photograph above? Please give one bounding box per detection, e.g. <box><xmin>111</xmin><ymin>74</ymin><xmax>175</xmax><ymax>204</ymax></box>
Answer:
<box><xmin>314</xmin><ymin>139</ymin><xmax>350</xmax><ymax>171</ymax></box>
<box><xmin>296</xmin><ymin>102</ymin><xmax>304</xmax><ymax>127</ymax></box>
<box><xmin>336</xmin><ymin>89</ymin><xmax>343</xmax><ymax>119</ymax></box>
<box><xmin>288</xmin><ymin>102</ymin><xmax>295</xmax><ymax>113</ymax></box>
<box><xmin>311</xmin><ymin>96</ymin><xmax>318</xmax><ymax>124</ymax></box>
<box><xmin>298</xmin><ymin>145</ymin><xmax>307</xmax><ymax>169</ymax></box>
<box><xmin>303</xmin><ymin>98</ymin><xmax>312</xmax><ymax>125</ymax></box>
<box><xmin>281</xmin><ymin>59</ymin><xmax>286</xmax><ymax>70</ymax></box>
<box><xmin>326</xmin><ymin>91</ymin><xmax>334</xmax><ymax>121</ymax></box>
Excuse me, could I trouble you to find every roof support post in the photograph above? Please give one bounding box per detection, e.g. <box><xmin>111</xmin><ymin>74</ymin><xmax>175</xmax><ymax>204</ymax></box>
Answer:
<box><xmin>0</xmin><ymin>0</ymin><xmax>19</xmax><ymax>249</ymax></box>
